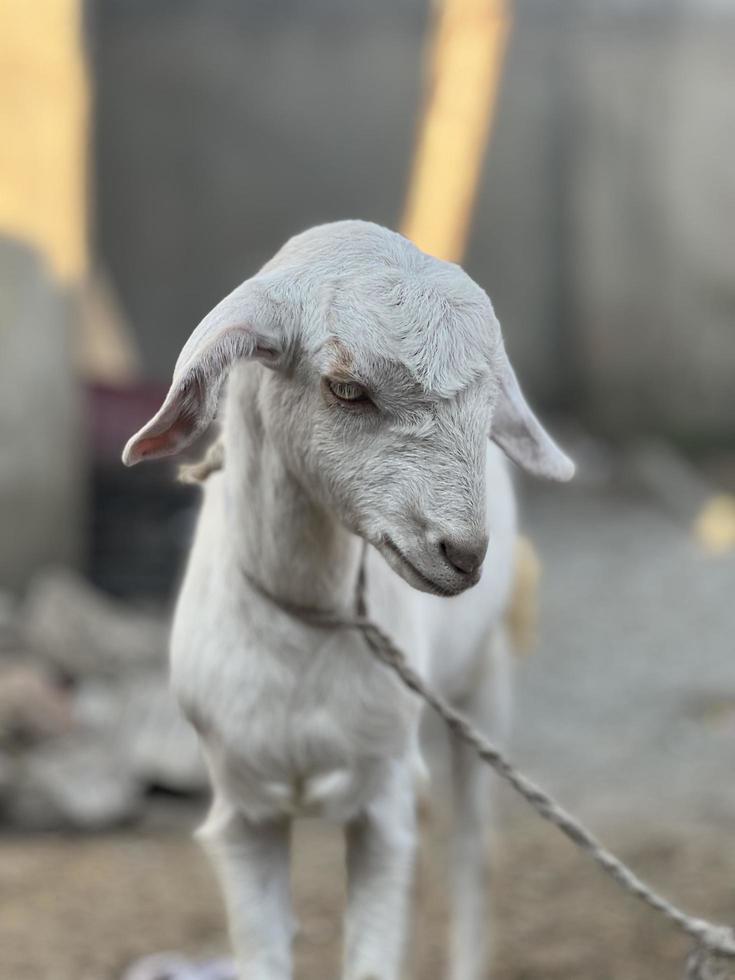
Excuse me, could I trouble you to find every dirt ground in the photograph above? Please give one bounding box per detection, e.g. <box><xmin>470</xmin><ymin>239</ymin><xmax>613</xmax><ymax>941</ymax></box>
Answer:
<box><xmin>3</xmin><ymin>807</ymin><xmax>734</xmax><ymax>980</ymax></box>
<box><xmin>4</xmin><ymin>472</ymin><xmax>734</xmax><ymax>979</ymax></box>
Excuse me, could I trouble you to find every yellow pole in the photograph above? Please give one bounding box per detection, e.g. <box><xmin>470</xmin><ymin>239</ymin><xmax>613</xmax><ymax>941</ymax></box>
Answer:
<box><xmin>400</xmin><ymin>1</ymin><xmax>548</xmax><ymax>650</ymax></box>
<box><xmin>0</xmin><ymin>0</ymin><xmax>141</xmax><ymax>380</ymax></box>
<box><xmin>0</xmin><ymin>0</ymin><xmax>89</xmax><ymax>283</ymax></box>
<box><xmin>401</xmin><ymin>0</ymin><xmax>512</xmax><ymax>263</ymax></box>
<box><xmin>402</xmin><ymin>0</ymin><xmax>735</xmax><ymax>569</ymax></box>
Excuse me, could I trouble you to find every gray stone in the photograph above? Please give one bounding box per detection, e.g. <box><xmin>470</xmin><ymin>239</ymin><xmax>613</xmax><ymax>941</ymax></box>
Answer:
<box><xmin>121</xmin><ymin>676</ymin><xmax>207</xmax><ymax>795</ymax></box>
<box><xmin>11</xmin><ymin>735</ymin><xmax>140</xmax><ymax>830</ymax></box>
<box><xmin>0</xmin><ymin>664</ymin><xmax>73</xmax><ymax>746</ymax></box>
<box><xmin>23</xmin><ymin>567</ymin><xmax>167</xmax><ymax>678</ymax></box>
<box><xmin>73</xmin><ymin>673</ymin><xmax>207</xmax><ymax>795</ymax></box>
<box><xmin>72</xmin><ymin>677</ymin><xmax>125</xmax><ymax>731</ymax></box>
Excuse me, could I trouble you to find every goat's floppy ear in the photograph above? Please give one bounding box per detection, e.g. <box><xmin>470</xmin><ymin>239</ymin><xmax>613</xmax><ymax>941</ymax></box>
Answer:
<box><xmin>122</xmin><ymin>281</ymin><xmax>281</xmax><ymax>466</ymax></box>
<box><xmin>490</xmin><ymin>345</ymin><xmax>575</xmax><ymax>482</ymax></box>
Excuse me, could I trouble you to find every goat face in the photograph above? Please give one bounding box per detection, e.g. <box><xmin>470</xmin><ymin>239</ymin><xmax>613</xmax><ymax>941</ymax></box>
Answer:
<box><xmin>123</xmin><ymin>220</ymin><xmax>573</xmax><ymax>596</ymax></box>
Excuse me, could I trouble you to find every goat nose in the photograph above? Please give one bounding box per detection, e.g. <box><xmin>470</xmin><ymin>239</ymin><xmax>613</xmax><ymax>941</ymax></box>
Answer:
<box><xmin>440</xmin><ymin>535</ymin><xmax>488</xmax><ymax>576</ymax></box>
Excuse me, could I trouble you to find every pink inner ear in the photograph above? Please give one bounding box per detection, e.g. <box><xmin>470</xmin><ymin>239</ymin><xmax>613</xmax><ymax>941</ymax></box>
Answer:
<box><xmin>123</xmin><ymin>323</ymin><xmax>263</xmax><ymax>467</ymax></box>
<box><xmin>129</xmin><ymin>418</ymin><xmax>194</xmax><ymax>462</ymax></box>
<box><xmin>123</xmin><ymin>388</ymin><xmax>201</xmax><ymax>466</ymax></box>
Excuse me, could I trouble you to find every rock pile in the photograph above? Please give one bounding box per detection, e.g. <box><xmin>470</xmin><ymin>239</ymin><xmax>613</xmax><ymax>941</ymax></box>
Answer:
<box><xmin>0</xmin><ymin>569</ymin><xmax>207</xmax><ymax>830</ymax></box>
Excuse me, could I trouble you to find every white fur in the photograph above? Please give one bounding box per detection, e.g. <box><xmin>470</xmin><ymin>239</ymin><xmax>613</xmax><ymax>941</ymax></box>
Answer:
<box><xmin>123</xmin><ymin>221</ymin><xmax>573</xmax><ymax>980</ymax></box>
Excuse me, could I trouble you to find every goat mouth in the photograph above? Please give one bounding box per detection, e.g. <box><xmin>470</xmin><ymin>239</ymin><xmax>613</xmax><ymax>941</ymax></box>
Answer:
<box><xmin>382</xmin><ymin>537</ymin><xmax>459</xmax><ymax>597</ymax></box>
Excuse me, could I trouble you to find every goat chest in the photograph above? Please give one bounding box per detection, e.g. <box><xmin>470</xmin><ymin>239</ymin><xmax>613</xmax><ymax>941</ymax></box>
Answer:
<box><xmin>170</xmin><ymin>604</ymin><xmax>419</xmax><ymax>823</ymax></box>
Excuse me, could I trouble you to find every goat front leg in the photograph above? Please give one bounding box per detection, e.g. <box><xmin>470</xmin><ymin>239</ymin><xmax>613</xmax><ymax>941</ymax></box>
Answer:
<box><xmin>448</xmin><ymin>628</ymin><xmax>511</xmax><ymax>980</ymax></box>
<box><xmin>198</xmin><ymin>796</ymin><xmax>294</xmax><ymax>980</ymax></box>
<box><xmin>343</xmin><ymin>761</ymin><xmax>417</xmax><ymax>980</ymax></box>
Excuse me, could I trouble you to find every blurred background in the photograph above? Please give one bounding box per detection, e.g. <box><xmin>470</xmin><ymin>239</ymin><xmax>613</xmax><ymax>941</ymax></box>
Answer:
<box><xmin>0</xmin><ymin>1</ymin><xmax>734</xmax><ymax>978</ymax></box>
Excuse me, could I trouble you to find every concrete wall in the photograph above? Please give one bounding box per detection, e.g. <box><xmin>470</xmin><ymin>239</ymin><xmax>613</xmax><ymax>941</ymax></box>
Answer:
<box><xmin>89</xmin><ymin>0</ymin><xmax>735</xmax><ymax>440</ymax></box>
<box><xmin>89</xmin><ymin>1</ymin><xmax>427</xmax><ymax>376</ymax></box>
<box><xmin>563</xmin><ymin>14</ymin><xmax>735</xmax><ymax>441</ymax></box>
<box><xmin>89</xmin><ymin>0</ymin><xmax>566</xmax><ymax>400</ymax></box>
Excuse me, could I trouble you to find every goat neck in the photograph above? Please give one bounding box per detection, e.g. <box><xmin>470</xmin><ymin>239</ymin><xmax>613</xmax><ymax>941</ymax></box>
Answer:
<box><xmin>222</xmin><ymin>364</ymin><xmax>363</xmax><ymax>615</ymax></box>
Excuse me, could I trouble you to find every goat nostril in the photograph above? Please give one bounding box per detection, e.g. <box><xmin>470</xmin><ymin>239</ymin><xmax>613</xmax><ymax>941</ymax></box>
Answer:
<box><xmin>440</xmin><ymin>537</ymin><xmax>488</xmax><ymax>576</ymax></box>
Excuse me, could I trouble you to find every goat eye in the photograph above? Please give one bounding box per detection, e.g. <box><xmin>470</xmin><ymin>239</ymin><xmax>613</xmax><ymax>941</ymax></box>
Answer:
<box><xmin>325</xmin><ymin>378</ymin><xmax>371</xmax><ymax>404</ymax></box>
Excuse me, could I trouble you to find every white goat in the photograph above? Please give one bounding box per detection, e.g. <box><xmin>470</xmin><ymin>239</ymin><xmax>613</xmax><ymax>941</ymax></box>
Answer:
<box><xmin>123</xmin><ymin>221</ymin><xmax>573</xmax><ymax>980</ymax></box>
